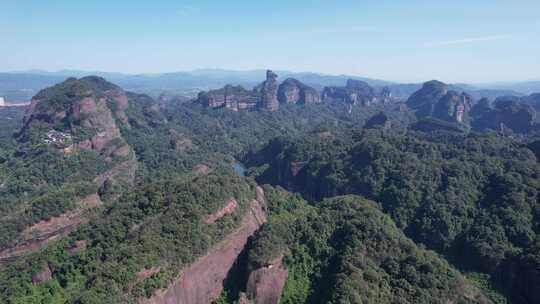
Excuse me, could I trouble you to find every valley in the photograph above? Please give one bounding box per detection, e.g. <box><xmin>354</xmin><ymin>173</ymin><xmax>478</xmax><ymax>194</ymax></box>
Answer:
<box><xmin>0</xmin><ymin>72</ymin><xmax>538</xmax><ymax>304</ymax></box>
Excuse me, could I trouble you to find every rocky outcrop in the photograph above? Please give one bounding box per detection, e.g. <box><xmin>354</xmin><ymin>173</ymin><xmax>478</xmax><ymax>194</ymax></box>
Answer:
<box><xmin>139</xmin><ymin>187</ymin><xmax>267</xmax><ymax>304</ymax></box>
<box><xmin>244</xmin><ymin>255</ymin><xmax>288</xmax><ymax>304</ymax></box>
<box><xmin>433</xmin><ymin>91</ymin><xmax>472</xmax><ymax>123</ymax></box>
<box><xmin>196</xmin><ymin>85</ymin><xmax>259</xmax><ymax>111</ymax></box>
<box><xmin>20</xmin><ymin>76</ymin><xmax>133</xmax><ymax>159</ymax></box>
<box><xmin>197</xmin><ymin>70</ymin><xmax>321</xmax><ymax>112</ymax></box>
<box><xmin>379</xmin><ymin>86</ymin><xmax>393</xmax><ymax>103</ymax></box>
<box><xmin>260</xmin><ymin>70</ymin><xmax>279</xmax><ymax>111</ymax></box>
<box><xmin>471</xmin><ymin>96</ymin><xmax>536</xmax><ymax>133</ymax></box>
<box><xmin>0</xmin><ymin>155</ymin><xmax>137</xmax><ymax>263</ymax></box>
<box><xmin>322</xmin><ymin>79</ymin><xmax>376</xmax><ymax>106</ymax></box>
<box><xmin>406</xmin><ymin>80</ymin><xmax>449</xmax><ymax>117</ymax></box>
<box><xmin>32</xmin><ymin>263</ymin><xmax>52</xmax><ymax>284</ymax></box>
<box><xmin>193</xmin><ymin>164</ymin><xmax>212</xmax><ymax>175</ymax></box>
<box><xmin>0</xmin><ymin>194</ymin><xmax>102</xmax><ymax>262</ymax></box>
<box><xmin>407</xmin><ymin>80</ymin><xmax>472</xmax><ymax>124</ymax></box>
<box><xmin>278</xmin><ymin>78</ymin><xmax>320</xmax><ymax>104</ymax></box>
<box><xmin>67</xmin><ymin>240</ymin><xmax>87</xmax><ymax>254</ymax></box>
<box><xmin>205</xmin><ymin>198</ymin><xmax>239</xmax><ymax>224</ymax></box>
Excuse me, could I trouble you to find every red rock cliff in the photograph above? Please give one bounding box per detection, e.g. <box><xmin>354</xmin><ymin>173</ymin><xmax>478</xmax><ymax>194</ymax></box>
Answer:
<box><xmin>245</xmin><ymin>255</ymin><xmax>288</xmax><ymax>304</ymax></box>
<box><xmin>139</xmin><ymin>187</ymin><xmax>267</xmax><ymax>304</ymax></box>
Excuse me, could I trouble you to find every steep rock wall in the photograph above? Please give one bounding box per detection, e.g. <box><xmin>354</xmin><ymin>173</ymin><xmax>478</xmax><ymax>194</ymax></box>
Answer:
<box><xmin>245</xmin><ymin>255</ymin><xmax>288</xmax><ymax>304</ymax></box>
<box><xmin>139</xmin><ymin>187</ymin><xmax>267</xmax><ymax>304</ymax></box>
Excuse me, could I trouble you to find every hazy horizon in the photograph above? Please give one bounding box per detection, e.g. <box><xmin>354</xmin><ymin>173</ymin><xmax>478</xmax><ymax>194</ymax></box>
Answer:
<box><xmin>2</xmin><ymin>0</ymin><xmax>539</xmax><ymax>83</ymax></box>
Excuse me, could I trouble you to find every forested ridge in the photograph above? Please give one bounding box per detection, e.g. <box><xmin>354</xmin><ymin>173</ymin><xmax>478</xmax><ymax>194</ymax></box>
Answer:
<box><xmin>0</xmin><ymin>76</ymin><xmax>539</xmax><ymax>304</ymax></box>
<box><xmin>245</xmin><ymin>129</ymin><xmax>540</xmax><ymax>303</ymax></box>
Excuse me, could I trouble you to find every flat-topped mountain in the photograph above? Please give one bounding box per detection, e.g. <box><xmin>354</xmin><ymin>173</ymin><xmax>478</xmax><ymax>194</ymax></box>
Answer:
<box><xmin>196</xmin><ymin>84</ymin><xmax>260</xmax><ymax>110</ymax></box>
<box><xmin>196</xmin><ymin>70</ymin><xmax>400</xmax><ymax>113</ymax></box>
<box><xmin>196</xmin><ymin>70</ymin><xmax>320</xmax><ymax>112</ymax></box>
<box><xmin>277</xmin><ymin>78</ymin><xmax>320</xmax><ymax>104</ymax></box>
<box><xmin>406</xmin><ymin>80</ymin><xmax>540</xmax><ymax>133</ymax></box>
<box><xmin>471</xmin><ymin>96</ymin><xmax>536</xmax><ymax>133</ymax></box>
<box><xmin>322</xmin><ymin>79</ymin><xmax>377</xmax><ymax>106</ymax></box>
<box><xmin>406</xmin><ymin>80</ymin><xmax>473</xmax><ymax>124</ymax></box>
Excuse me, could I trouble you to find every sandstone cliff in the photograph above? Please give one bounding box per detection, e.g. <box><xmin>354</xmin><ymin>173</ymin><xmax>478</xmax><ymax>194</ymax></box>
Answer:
<box><xmin>406</xmin><ymin>80</ymin><xmax>449</xmax><ymax>117</ymax></box>
<box><xmin>244</xmin><ymin>255</ymin><xmax>288</xmax><ymax>304</ymax></box>
<box><xmin>471</xmin><ymin>96</ymin><xmax>536</xmax><ymax>133</ymax></box>
<box><xmin>260</xmin><ymin>70</ymin><xmax>279</xmax><ymax>111</ymax></box>
<box><xmin>139</xmin><ymin>187</ymin><xmax>267</xmax><ymax>304</ymax></box>
<box><xmin>277</xmin><ymin>78</ymin><xmax>320</xmax><ymax>104</ymax></box>
<box><xmin>20</xmin><ymin>76</ymin><xmax>133</xmax><ymax>159</ymax></box>
<box><xmin>197</xmin><ymin>70</ymin><xmax>322</xmax><ymax>112</ymax></box>
<box><xmin>322</xmin><ymin>79</ymin><xmax>376</xmax><ymax>106</ymax></box>
<box><xmin>433</xmin><ymin>91</ymin><xmax>472</xmax><ymax>123</ymax></box>
<box><xmin>407</xmin><ymin>80</ymin><xmax>472</xmax><ymax>124</ymax></box>
<box><xmin>196</xmin><ymin>85</ymin><xmax>260</xmax><ymax>111</ymax></box>
<box><xmin>0</xmin><ymin>76</ymin><xmax>138</xmax><ymax>262</ymax></box>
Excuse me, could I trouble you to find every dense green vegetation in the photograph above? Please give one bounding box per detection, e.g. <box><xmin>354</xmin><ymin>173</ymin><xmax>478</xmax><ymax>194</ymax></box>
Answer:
<box><xmin>246</xmin><ymin>129</ymin><xmax>540</xmax><ymax>303</ymax></box>
<box><xmin>0</xmin><ymin>172</ymin><xmax>255</xmax><ymax>303</ymax></box>
<box><xmin>2</xmin><ymin>76</ymin><xmax>539</xmax><ymax>304</ymax></box>
<box><xmin>240</xmin><ymin>187</ymin><xmax>490</xmax><ymax>303</ymax></box>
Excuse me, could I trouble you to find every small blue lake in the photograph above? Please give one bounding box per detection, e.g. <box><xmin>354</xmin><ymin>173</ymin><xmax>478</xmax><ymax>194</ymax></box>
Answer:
<box><xmin>233</xmin><ymin>162</ymin><xmax>246</xmax><ymax>177</ymax></box>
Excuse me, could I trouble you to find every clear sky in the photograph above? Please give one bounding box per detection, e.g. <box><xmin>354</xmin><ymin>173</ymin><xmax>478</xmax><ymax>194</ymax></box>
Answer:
<box><xmin>1</xmin><ymin>0</ymin><xmax>539</xmax><ymax>83</ymax></box>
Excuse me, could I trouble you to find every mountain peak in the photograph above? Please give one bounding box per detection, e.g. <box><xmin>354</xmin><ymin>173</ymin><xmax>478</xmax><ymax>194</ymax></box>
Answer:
<box><xmin>19</xmin><ymin>76</ymin><xmax>131</xmax><ymax>158</ymax></box>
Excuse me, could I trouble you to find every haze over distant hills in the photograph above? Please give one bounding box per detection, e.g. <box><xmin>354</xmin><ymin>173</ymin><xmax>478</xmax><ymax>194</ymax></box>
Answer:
<box><xmin>1</xmin><ymin>69</ymin><xmax>536</xmax><ymax>102</ymax></box>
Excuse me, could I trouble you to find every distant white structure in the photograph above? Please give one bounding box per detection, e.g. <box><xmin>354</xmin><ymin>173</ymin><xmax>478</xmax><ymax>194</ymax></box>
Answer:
<box><xmin>0</xmin><ymin>97</ymin><xmax>30</xmax><ymax>107</ymax></box>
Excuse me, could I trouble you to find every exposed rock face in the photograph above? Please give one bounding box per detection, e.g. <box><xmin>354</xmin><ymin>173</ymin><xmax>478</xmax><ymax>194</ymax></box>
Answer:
<box><xmin>20</xmin><ymin>76</ymin><xmax>132</xmax><ymax>158</ymax></box>
<box><xmin>260</xmin><ymin>70</ymin><xmax>279</xmax><ymax>111</ymax></box>
<box><xmin>139</xmin><ymin>188</ymin><xmax>267</xmax><ymax>304</ymax></box>
<box><xmin>193</xmin><ymin>164</ymin><xmax>212</xmax><ymax>175</ymax></box>
<box><xmin>205</xmin><ymin>198</ymin><xmax>239</xmax><ymax>224</ymax></box>
<box><xmin>196</xmin><ymin>85</ymin><xmax>259</xmax><ymax>111</ymax></box>
<box><xmin>379</xmin><ymin>86</ymin><xmax>393</xmax><ymax>103</ymax></box>
<box><xmin>278</xmin><ymin>78</ymin><xmax>320</xmax><ymax>104</ymax></box>
<box><xmin>67</xmin><ymin>240</ymin><xmax>87</xmax><ymax>254</ymax></box>
<box><xmin>136</xmin><ymin>267</ymin><xmax>162</xmax><ymax>282</ymax></box>
<box><xmin>198</xmin><ymin>70</ymin><xmax>321</xmax><ymax>112</ymax></box>
<box><xmin>406</xmin><ymin>80</ymin><xmax>449</xmax><ymax>118</ymax></box>
<box><xmin>0</xmin><ymin>194</ymin><xmax>103</xmax><ymax>262</ymax></box>
<box><xmin>471</xmin><ymin>96</ymin><xmax>536</xmax><ymax>133</ymax></box>
<box><xmin>245</xmin><ymin>255</ymin><xmax>288</xmax><ymax>304</ymax></box>
<box><xmin>32</xmin><ymin>263</ymin><xmax>52</xmax><ymax>284</ymax></box>
<box><xmin>322</xmin><ymin>79</ymin><xmax>376</xmax><ymax>106</ymax></box>
<box><xmin>433</xmin><ymin>91</ymin><xmax>472</xmax><ymax>123</ymax></box>
<box><xmin>407</xmin><ymin>80</ymin><xmax>472</xmax><ymax>124</ymax></box>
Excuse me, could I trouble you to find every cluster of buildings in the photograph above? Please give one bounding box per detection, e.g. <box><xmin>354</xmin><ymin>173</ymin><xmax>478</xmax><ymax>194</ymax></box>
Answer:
<box><xmin>44</xmin><ymin>130</ymin><xmax>72</xmax><ymax>145</ymax></box>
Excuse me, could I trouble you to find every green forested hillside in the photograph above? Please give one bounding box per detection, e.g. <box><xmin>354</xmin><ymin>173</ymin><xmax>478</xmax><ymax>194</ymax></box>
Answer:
<box><xmin>1</xmin><ymin>77</ymin><xmax>539</xmax><ymax>304</ymax></box>
<box><xmin>246</xmin><ymin>129</ymin><xmax>540</xmax><ymax>303</ymax></box>
<box><xmin>0</xmin><ymin>172</ymin><xmax>255</xmax><ymax>303</ymax></box>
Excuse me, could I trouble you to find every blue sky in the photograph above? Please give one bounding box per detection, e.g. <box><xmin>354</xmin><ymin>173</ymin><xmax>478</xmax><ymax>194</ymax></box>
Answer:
<box><xmin>1</xmin><ymin>0</ymin><xmax>539</xmax><ymax>83</ymax></box>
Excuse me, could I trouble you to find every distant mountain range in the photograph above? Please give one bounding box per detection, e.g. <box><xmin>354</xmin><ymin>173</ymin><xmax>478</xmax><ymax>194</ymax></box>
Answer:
<box><xmin>0</xmin><ymin>69</ymin><xmax>537</xmax><ymax>102</ymax></box>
